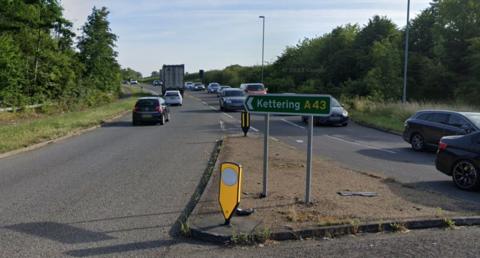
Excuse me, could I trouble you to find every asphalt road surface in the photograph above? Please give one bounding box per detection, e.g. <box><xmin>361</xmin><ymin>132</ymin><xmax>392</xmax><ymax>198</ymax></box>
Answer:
<box><xmin>189</xmin><ymin>90</ymin><xmax>480</xmax><ymax>205</ymax></box>
<box><xmin>1</xmin><ymin>85</ymin><xmax>479</xmax><ymax>257</ymax></box>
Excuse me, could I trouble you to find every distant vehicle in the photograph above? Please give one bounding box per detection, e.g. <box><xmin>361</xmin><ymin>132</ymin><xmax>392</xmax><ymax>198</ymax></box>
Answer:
<box><xmin>216</xmin><ymin>85</ymin><xmax>231</xmax><ymax>97</ymax></box>
<box><xmin>164</xmin><ymin>90</ymin><xmax>183</xmax><ymax>106</ymax></box>
<box><xmin>207</xmin><ymin>82</ymin><xmax>221</xmax><ymax>93</ymax></box>
<box><xmin>185</xmin><ymin>82</ymin><xmax>194</xmax><ymax>90</ymax></box>
<box><xmin>152</xmin><ymin>80</ymin><xmax>162</xmax><ymax>86</ymax></box>
<box><xmin>403</xmin><ymin>111</ymin><xmax>479</xmax><ymax>151</ymax></box>
<box><xmin>132</xmin><ymin>97</ymin><xmax>170</xmax><ymax>125</ymax></box>
<box><xmin>161</xmin><ymin>64</ymin><xmax>184</xmax><ymax>95</ymax></box>
<box><xmin>301</xmin><ymin>97</ymin><xmax>348</xmax><ymax>126</ymax></box>
<box><xmin>130</xmin><ymin>79</ymin><xmax>138</xmax><ymax>85</ymax></box>
<box><xmin>193</xmin><ymin>82</ymin><xmax>205</xmax><ymax>91</ymax></box>
<box><xmin>240</xmin><ymin>83</ymin><xmax>267</xmax><ymax>95</ymax></box>
<box><xmin>436</xmin><ymin>132</ymin><xmax>480</xmax><ymax>191</ymax></box>
<box><xmin>219</xmin><ymin>88</ymin><xmax>246</xmax><ymax>111</ymax></box>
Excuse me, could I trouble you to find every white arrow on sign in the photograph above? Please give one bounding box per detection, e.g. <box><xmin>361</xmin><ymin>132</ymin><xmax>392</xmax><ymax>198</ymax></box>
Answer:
<box><xmin>246</xmin><ymin>97</ymin><xmax>254</xmax><ymax>110</ymax></box>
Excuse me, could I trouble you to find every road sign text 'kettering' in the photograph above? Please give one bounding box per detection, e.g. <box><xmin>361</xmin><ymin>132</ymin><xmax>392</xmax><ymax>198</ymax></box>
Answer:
<box><xmin>257</xmin><ymin>99</ymin><xmax>301</xmax><ymax>111</ymax></box>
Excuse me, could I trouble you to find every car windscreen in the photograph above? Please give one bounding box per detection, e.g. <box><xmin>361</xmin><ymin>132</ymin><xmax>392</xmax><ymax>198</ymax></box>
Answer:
<box><xmin>462</xmin><ymin>113</ymin><xmax>480</xmax><ymax>128</ymax></box>
<box><xmin>224</xmin><ymin>91</ymin><xmax>244</xmax><ymax>97</ymax></box>
<box><xmin>331</xmin><ymin>98</ymin><xmax>341</xmax><ymax>107</ymax></box>
<box><xmin>136</xmin><ymin>99</ymin><xmax>158</xmax><ymax>107</ymax></box>
<box><xmin>246</xmin><ymin>84</ymin><xmax>264</xmax><ymax>91</ymax></box>
<box><xmin>165</xmin><ymin>92</ymin><xmax>179</xmax><ymax>97</ymax></box>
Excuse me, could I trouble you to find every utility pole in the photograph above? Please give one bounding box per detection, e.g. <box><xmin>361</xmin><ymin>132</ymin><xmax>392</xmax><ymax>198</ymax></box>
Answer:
<box><xmin>259</xmin><ymin>16</ymin><xmax>265</xmax><ymax>83</ymax></box>
<box><xmin>402</xmin><ymin>0</ymin><xmax>411</xmax><ymax>103</ymax></box>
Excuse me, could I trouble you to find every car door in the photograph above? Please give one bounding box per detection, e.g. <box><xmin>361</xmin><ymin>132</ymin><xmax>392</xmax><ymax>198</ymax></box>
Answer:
<box><xmin>424</xmin><ymin>113</ymin><xmax>450</xmax><ymax>145</ymax></box>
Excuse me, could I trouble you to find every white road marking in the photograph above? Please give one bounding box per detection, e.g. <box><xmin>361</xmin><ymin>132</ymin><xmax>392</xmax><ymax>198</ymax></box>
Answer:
<box><xmin>222</xmin><ymin>113</ymin><xmax>234</xmax><ymax>119</ymax></box>
<box><xmin>271</xmin><ymin>137</ymin><xmax>279</xmax><ymax>142</ymax></box>
<box><xmin>250</xmin><ymin>127</ymin><xmax>259</xmax><ymax>132</ymax></box>
<box><xmin>326</xmin><ymin>135</ymin><xmax>397</xmax><ymax>154</ymax></box>
<box><xmin>296</xmin><ymin>140</ymin><xmax>304</xmax><ymax>143</ymax></box>
<box><xmin>281</xmin><ymin>118</ymin><xmax>306</xmax><ymax>129</ymax></box>
<box><xmin>219</xmin><ymin>120</ymin><xmax>225</xmax><ymax>131</ymax></box>
<box><xmin>201</xmin><ymin>101</ymin><xmax>208</xmax><ymax>105</ymax></box>
<box><xmin>209</xmin><ymin>106</ymin><xmax>217</xmax><ymax>110</ymax></box>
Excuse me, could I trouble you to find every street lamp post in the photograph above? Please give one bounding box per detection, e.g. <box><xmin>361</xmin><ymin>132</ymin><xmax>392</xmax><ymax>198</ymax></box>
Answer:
<box><xmin>402</xmin><ymin>0</ymin><xmax>411</xmax><ymax>103</ymax></box>
<box><xmin>259</xmin><ymin>16</ymin><xmax>265</xmax><ymax>83</ymax></box>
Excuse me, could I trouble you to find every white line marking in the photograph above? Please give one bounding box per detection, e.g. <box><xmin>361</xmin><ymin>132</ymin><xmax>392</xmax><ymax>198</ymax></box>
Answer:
<box><xmin>281</xmin><ymin>119</ymin><xmax>306</xmax><ymax>129</ymax></box>
<box><xmin>271</xmin><ymin>137</ymin><xmax>279</xmax><ymax>142</ymax></box>
<box><xmin>222</xmin><ymin>113</ymin><xmax>234</xmax><ymax>119</ymax></box>
<box><xmin>326</xmin><ymin>135</ymin><xmax>397</xmax><ymax>154</ymax></box>
<box><xmin>201</xmin><ymin>101</ymin><xmax>208</xmax><ymax>105</ymax></box>
<box><xmin>250</xmin><ymin>127</ymin><xmax>259</xmax><ymax>132</ymax></box>
<box><xmin>209</xmin><ymin>106</ymin><xmax>217</xmax><ymax>110</ymax></box>
<box><xmin>219</xmin><ymin>120</ymin><xmax>225</xmax><ymax>131</ymax></box>
<box><xmin>296</xmin><ymin>140</ymin><xmax>304</xmax><ymax>143</ymax></box>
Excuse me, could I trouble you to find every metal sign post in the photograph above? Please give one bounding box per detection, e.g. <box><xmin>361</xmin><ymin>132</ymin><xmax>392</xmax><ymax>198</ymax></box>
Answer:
<box><xmin>244</xmin><ymin>94</ymin><xmax>331</xmax><ymax>203</ymax></box>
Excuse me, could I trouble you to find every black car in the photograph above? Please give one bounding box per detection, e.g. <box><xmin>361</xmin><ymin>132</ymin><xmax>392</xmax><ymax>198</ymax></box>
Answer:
<box><xmin>436</xmin><ymin>132</ymin><xmax>480</xmax><ymax>191</ymax></box>
<box><xmin>403</xmin><ymin>111</ymin><xmax>480</xmax><ymax>151</ymax></box>
<box><xmin>132</xmin><ymin>97</ymin><xmax>170</xmax><ymax>125</ymax></box>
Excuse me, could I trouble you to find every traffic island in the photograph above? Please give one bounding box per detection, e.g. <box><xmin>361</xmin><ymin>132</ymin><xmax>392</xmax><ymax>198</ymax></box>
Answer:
<box><xmin>187</xmin><ymin>135</ymin><xmax>480</xmax><ymax>244</ymax></box>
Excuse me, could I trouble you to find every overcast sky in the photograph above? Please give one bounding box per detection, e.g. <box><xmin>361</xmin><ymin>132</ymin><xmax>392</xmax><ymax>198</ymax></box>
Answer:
<box><xmin>61</xmin><ymin>0</ymin><xmax>432</xmax><ymax>76</ymax></box>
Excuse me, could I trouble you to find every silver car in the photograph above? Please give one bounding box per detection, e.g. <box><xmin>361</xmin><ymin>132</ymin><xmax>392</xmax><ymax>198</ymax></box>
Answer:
<box><xmin>219</xmin><ymin>88</ymin><xmax>246</xmax><ymax>111</ymax></box>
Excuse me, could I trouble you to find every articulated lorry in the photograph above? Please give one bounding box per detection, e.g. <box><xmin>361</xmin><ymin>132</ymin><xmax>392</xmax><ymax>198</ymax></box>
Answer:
<box><xmin>161</xmin><ymin>64</ymin><xmax>185</xmax><ymax>95</ymax></box>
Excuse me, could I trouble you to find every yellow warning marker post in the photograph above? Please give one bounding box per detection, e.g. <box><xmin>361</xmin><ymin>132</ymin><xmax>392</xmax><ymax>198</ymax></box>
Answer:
<box><xmin>218</xmin><ymin>162</ymin><xmax>242</xmax><ymax>225</ymax></box>
<box><xmin>241</xmin><ymin>111</ymin><xmax>250</xmax><ymax>136</ymax></box>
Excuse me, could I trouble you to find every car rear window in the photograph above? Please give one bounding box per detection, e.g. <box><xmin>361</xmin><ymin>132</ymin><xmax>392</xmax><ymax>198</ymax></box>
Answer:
<box><xmin>136</xmin><ymin>99</ymin><xmax>158</xmax><ymax>107</ymax></box>
<box><xmin>165</xmin><ymin>92</ymin><xmax>179</xmax><ymax>96</ymax></box>
<box><xmin>246</xmin><ymin>84</ymin><xmax>264</xmax><ymax>91</ymax></box>
<box><xmin>463</xmin><ymin>113</ymin><xmax>480</xmax><ymax>128</ymax></box>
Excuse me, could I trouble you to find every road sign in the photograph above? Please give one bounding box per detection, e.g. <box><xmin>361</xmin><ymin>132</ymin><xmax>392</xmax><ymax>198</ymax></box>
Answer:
<box><xmin>241</xmin><ymin>111</ymin><xmax>250</xmax><ymax>136</ymax></box>
<box><xmin>218</xmin><ymin>162</ymin><xmax>242</xmax><ymax>224</ymax></box>
<box><xmin>245</xmin><ymin>94</ymin><xmax>332</xmax><ymax>116</ymax></box>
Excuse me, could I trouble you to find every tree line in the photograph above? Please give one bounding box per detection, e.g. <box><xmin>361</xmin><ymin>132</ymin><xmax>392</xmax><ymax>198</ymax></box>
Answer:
<box><xmin>0</xmin><ymin>0</ymin><xmax>124</xmax><ymax>109</ymax></box>
<box><xmin>187</xmin><ymin>0</ymin><xmax>480</xmax><ymax>104</ymax></box>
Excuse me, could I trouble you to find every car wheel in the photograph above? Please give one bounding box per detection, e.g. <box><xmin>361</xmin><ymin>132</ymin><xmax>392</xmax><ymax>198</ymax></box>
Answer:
<box><xmin>132</xmin><ymin>119</ymin><xmax>138</xmax><ymax>126</ymax></box>
<box><xmin>159</xmin><ymin>114</ymin><xmax>165</xmax><ymax>125</ymax></box>
<box><xmin>452</xmin><ymin>160</ymin><xmax>480</xmax><ymax>191</ymax></box>
<box><xmin>410</xmin><ymin>133</ymin><xmax>425</xmax><ymax>151</ymax></box>
<box><xmin>341</xmin><ymin>122</ymin><xmax>348</xmax><ymax>127</ymax></box>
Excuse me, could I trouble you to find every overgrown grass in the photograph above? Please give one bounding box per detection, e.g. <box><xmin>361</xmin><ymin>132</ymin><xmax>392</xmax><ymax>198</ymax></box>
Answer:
<box><xmin>0</xmin><ymin>97</ymin><xmax>139</xmax><ymax>154</ymax></box>
<box><xmin>343</xmin><ymin>97</ymin><xmax>479</xmax><ymax>133</ymax></box>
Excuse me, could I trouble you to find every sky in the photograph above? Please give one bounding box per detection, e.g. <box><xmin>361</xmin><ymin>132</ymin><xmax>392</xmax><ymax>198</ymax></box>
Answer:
<box><xmin>61</xmin><ymin>0</ymin><xmax>432</xmax><ymax>76</ymax></box>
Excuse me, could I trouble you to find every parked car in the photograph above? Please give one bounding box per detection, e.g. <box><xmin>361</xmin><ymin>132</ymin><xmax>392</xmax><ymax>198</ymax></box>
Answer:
<box><xmin>207</xmin><ymin>82</ymin><xmax>221</xmax><ymax>93</ymax></box>
<box><xmin>436</xmin><ymin>132</ymin><xmax>480</xmax><ymax>191</ymax></box>
<box><xmin>240</xmin><ymin>83</ymin><xmax>267</xmax><ymax>95</ymax></box>
<box><xmin>216</xmin><ymin>86</ymin><xmax>231</xmax><ymax>97</ymax></box>
<box><xmin>301</xmin><ymin>97</ymin><xmax>349</xmax><ymax>126</ymax></box>
<box><xmin>185</xmin><ymin>82</ymin><xmax>194</xmax><ymax>90</ymax></box>
<box><xmin>164</xmin><ymin>90</ymin><xmax>183</xmax><ymax>106</ymax></box>
<box><xmin>132</xmin><ymin>97</ymin><xmax>170</xmax><ymax>125</ymax></box>
<box><xmin>219</xmin><ymin>88</ymin><xmax>246</xmax><ymax>111</ymax></box>
<box><xmin>403</xmin><ymin>111</ymin><xmax>479</xmax><ymax>151</ymax></box>
<box><xmin>193</xmin><ymin>82</ymin><xmax>205</xmax><ymax>91</ymax></box>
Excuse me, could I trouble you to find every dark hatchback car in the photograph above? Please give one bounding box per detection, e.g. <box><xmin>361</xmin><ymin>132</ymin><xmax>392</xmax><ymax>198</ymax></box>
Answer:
<box><xmin>403</xmin><ymin>111</ymin><xmax>480</xmax><ymax>151</ymax></box>
<box><xmin>132</xmin><ymin>97</ymin><xmax>170</xmax><ymax>125</ymax></box>
<box><xmin>301</xmin><ymin>97</ymin><xmax>349</xmax><ymax>126</ymax></box>
<box><xmin>436</xmin><ymin>132</ymin><xmax>480</xmax><ymax>191</ymax></box>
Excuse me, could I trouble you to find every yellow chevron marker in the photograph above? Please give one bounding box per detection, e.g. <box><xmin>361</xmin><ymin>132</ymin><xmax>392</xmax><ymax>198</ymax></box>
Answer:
<box><xmin>218</xmin><ymin>162</ymin><xmax>242</xmax><ymax>225</ymax></box>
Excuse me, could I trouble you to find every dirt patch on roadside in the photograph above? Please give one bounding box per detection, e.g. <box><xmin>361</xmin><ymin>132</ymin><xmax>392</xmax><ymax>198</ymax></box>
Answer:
<box><xmin>197</xmin><ymin>135</ymin><xmax>480</xmax><ymax>231</ymax></box>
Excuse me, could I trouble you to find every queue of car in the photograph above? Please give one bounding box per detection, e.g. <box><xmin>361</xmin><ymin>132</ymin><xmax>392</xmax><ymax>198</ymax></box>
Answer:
<box><xmin>133</xmin><ymin>79</ymin><xmax>480</xmax><ymax>192</ymax></box>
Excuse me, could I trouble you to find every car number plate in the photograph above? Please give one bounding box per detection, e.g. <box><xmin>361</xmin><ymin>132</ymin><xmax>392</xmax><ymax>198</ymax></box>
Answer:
<box><xmin>142</xmin><ymin>114</ymin><xmax>152</xmax><ymax>118</ymax></box>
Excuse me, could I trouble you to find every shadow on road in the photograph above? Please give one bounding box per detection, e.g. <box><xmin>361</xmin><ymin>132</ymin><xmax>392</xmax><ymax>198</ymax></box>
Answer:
<box><xmin>4</xmin><ymin>222</ymin><xmax>115</xmax><ymax>244</ymax></box>
<box><xmin>101</xmin><ymin>121</ymin><xmax>133</xmax><ymax>127</ymax></box>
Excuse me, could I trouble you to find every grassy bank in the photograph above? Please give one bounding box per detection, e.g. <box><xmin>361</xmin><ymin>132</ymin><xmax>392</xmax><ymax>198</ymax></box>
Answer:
<box><xmin>0</xmin><ymin>92</ymin><xmax>145</xmax><ymax>154</ymax></box>
<box><xmin>344</xmin><ymin>97</ymin><xmax>479</xmax><ymax>134</ymax></box>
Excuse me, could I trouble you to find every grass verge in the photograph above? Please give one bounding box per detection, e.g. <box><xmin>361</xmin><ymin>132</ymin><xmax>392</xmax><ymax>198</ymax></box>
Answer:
<box><xmin>0</xmin><ymin>97</ymin><xmax>138</xmax><ymax>154</ymax></box>
<box><xmin>344</xmin><ymin>97</ymin><xmax>479</xmax><ymax>134</ymax></box>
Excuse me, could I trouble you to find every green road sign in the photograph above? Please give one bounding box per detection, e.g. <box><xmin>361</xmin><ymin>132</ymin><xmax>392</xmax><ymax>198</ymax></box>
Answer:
<box><xmin>245</xmin><ymin>94</ymin><xmax>332</xmax><ymax>116</ymax></box>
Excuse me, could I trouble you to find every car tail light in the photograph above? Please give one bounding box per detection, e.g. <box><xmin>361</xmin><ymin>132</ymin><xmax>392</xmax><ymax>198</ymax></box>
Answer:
<box><xmin>155</xmin><ymin>106</ymin><xmax>162</xmax><ymax>112</ymax></box>
<box><xmin>133</xmin><ymin>106</ymin><xmax>139</xmax><ymax>112</ymax></box>
<box><xmin>438</xmin><ymin>141</ymin><xmax>447</xmax><ymax>152</ymax></box>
